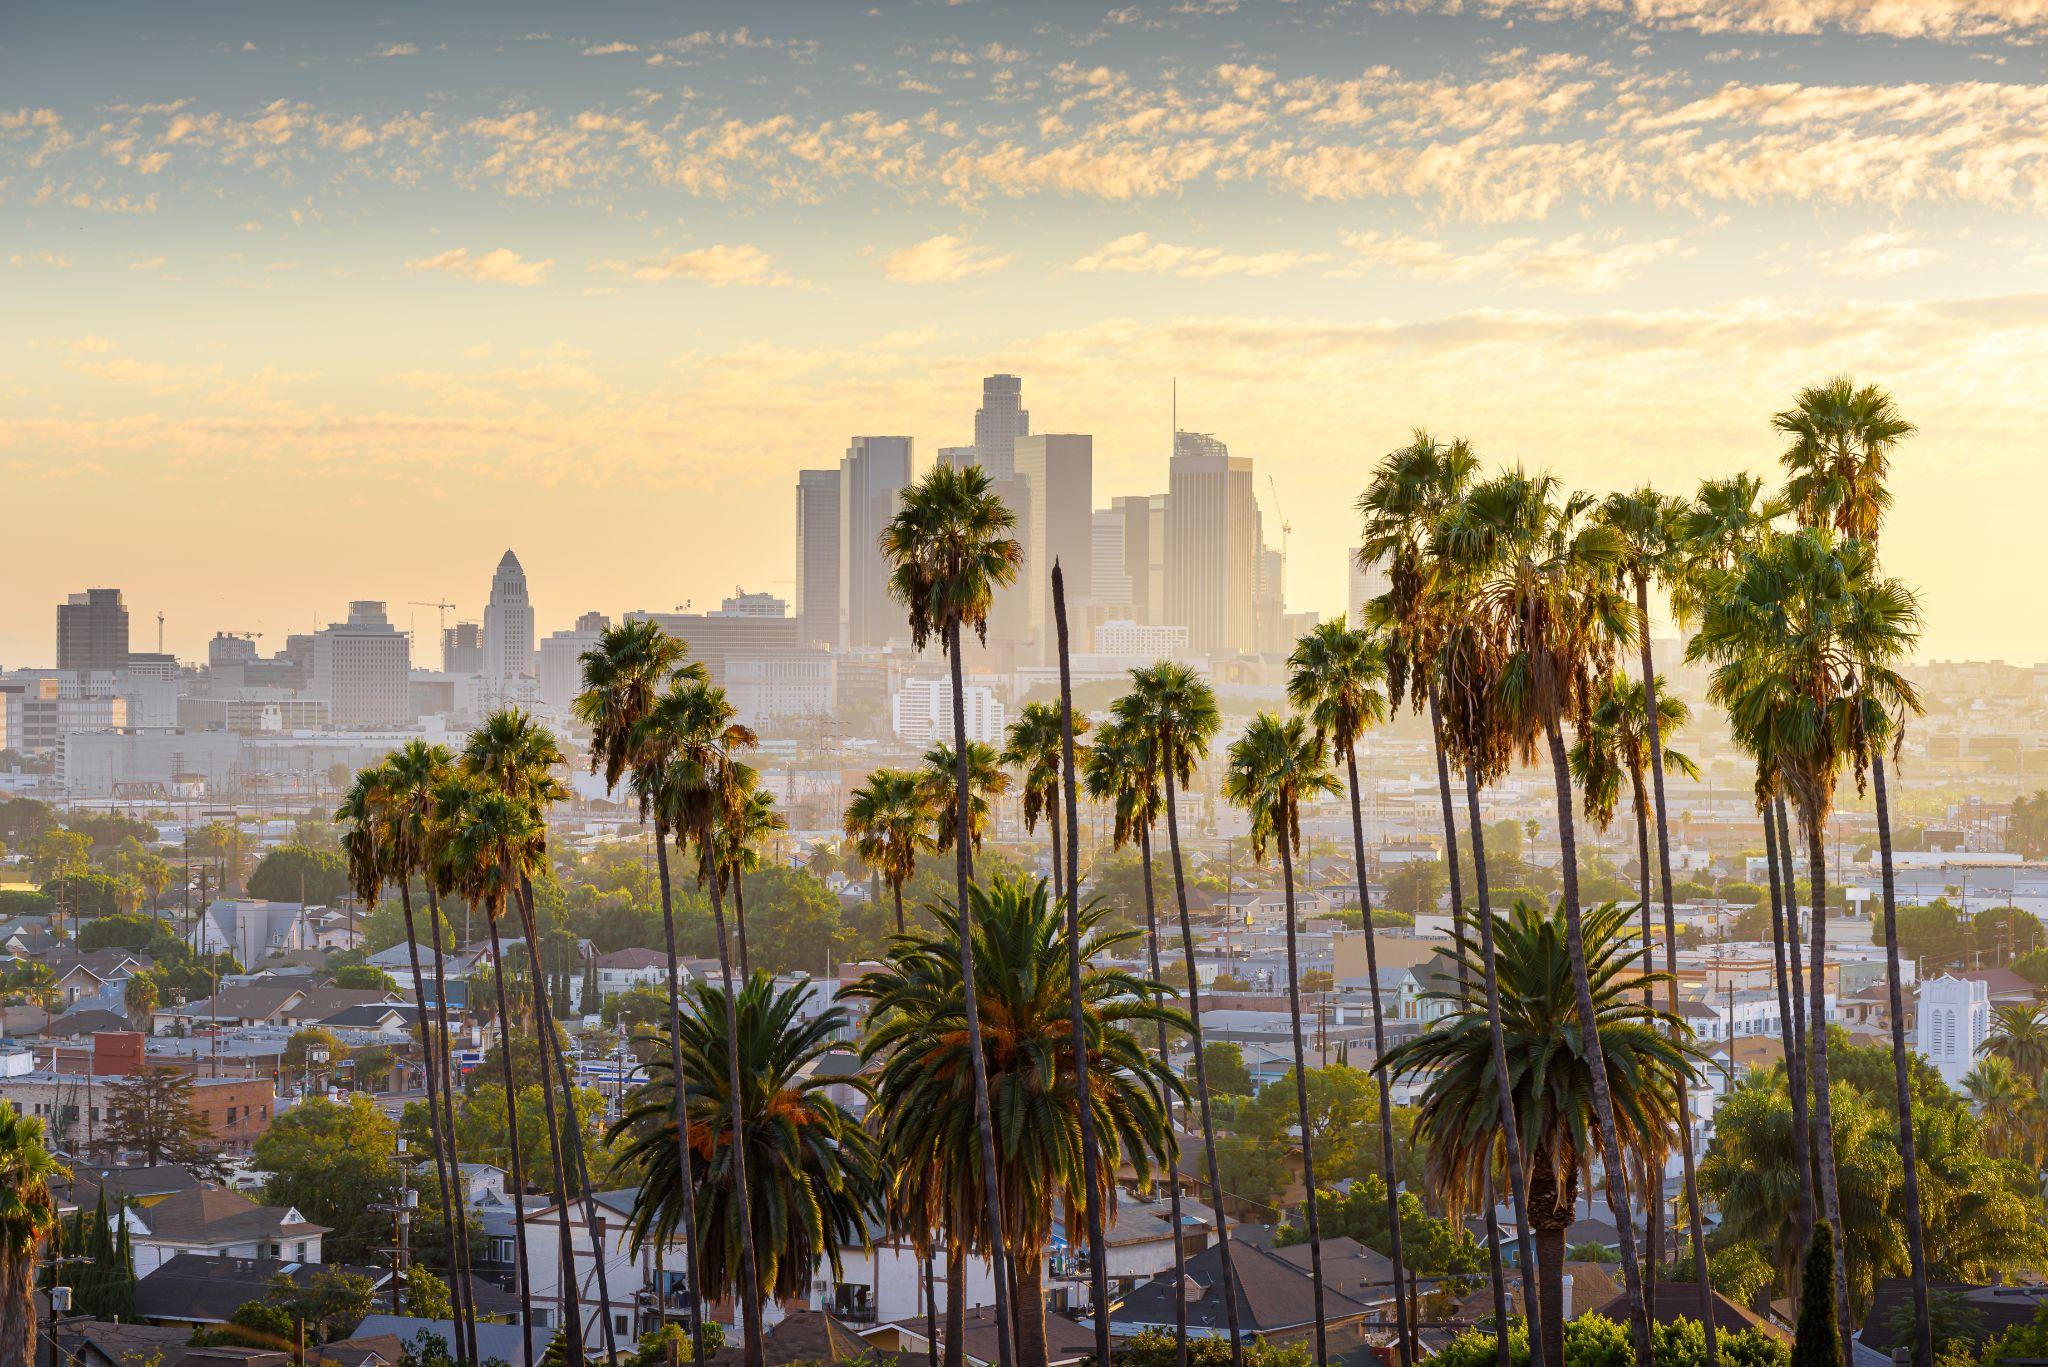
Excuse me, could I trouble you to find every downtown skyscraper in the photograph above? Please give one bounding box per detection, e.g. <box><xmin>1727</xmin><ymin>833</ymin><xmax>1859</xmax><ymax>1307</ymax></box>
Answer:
<box><xmin>838</xmin><ymin>435</ymin><xmax>914</xmax><ymax>649</ymax></box>
<box><xmin>1013</xmin><ymin>433</ymin><xmax>1094</xmax><ymax>661</ymax></box>
<box><xmin>794</xmin><ymin>467</ymin><xmax>842</xmax><ymax>649</ymax></box>
<box><xmin>971</xmin><ymin>373</ymin><xmax>1029</xmax><ymax>480</ymax></box>
<box><xmin>482</xmin><ymin>549</ymin><xmax>535</xmax><ymax>687</ymax></box>
<box><xmin>1166</xmin><ymin>431</ymin><xmax>1257</xmax><ymax>656</ymax></box>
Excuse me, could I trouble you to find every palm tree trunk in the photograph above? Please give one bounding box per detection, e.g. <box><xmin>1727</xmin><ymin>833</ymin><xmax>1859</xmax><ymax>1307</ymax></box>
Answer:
<box><xmin>521</xmin><ymin>877</ymin><xmax>621</xmax><ymax>1365</ymax></box>
<box><xmin>704</xmin><ymin>849</ymin><xmax>764</xmax><ymax>1364</ymax></box>
<box><xmin>1014</xmin><ymin>1245</ymin><xmax>1050</xmax><ymax>1367</ymax></box>
<box><xmin>946</xmin><ymin>616</ymin><xmax>1016</xmax><ymax>1367</ymax></box>
<box><xmin>893</xmin><ymin>880</ymin><xmax>907</xmax><ymax>938</ymax></box>
<box><xmin>1052</xmin><ymin>565</ymin><xmax>1112</xmax><ymax>1367</ymax></box>
<box><xmin>732</xmin><ymin>869</ymin><xmax>751</xmax><ymax>980</ymax></box>
<box><xmin>944</xmin><ymin>1241</ymin><xmax>966</xmax><ymax>1367</ymax></box>
<box><xmin>1762</xmin><ymin>798</ymin><xmax>1815</xmax><ymax>1243</ymax></box>
<box><xmin>653</xmin><ymin>826</ymin><xmax>710</xmax><ymax>1367</ymax></box>
<box><xmin>1873</xmin><ymin>753</ymin><xmax>1932</xmax><ymax>1367</ymax></box>
<box><xmin>1778</xmin><ymin>798</ymin><xmax>1811</xmax><ymax>1125</ymax></box>
<box><xmin>1162</xmin><ymin>757</ymin><xmax>1246</xmax><ymax>1367</ymax></box>
<box><xmin>1048</xmin><ymin>803</ymin><xmax>1064</xmax><ymax>906</ymax></box>
<box><xmin>512</xmin><ymin>890</ymin><xmax>583</xmax><ymax>1365</ymax></box>
<box><xmin>397</xmin><ymin>883</ymin><xmax>467</xmax><ymax>1358</ymax></box>
<box><xmin>484</xmin><ymin>911</ymin><xmax>537</xmax><ymax>1367</ymax></box>
<box><xmin>1277</xmin><ymin>834</ymin><xmax>1328</xmax><ymax>1367</ymax></box>
<box><xmin>1428</xmin><ymin>690</ymin><xmax>1510</xmax><ymax>1365</ymax></box>
<box><xmin>1630</xmin><ymin>585</ymin><xmax>1715</xmax><ymax>1367</ymax></box>
<box><xmin>1542</xmin><ymin>718</ymin><xmax>1650</xmax><ymax>1367</ymax></box>
<box><xmin>1630</xmin><ymin>778</ymin><xmax>1662</xmax><ymax>1330</ymax></box>
<box><xmin>1802</xmin><ymin>807</ymin><xmax>1853</xmax><ymax>1366</ymax></box>
<box><xmin>427</xmin><ymin>892</ymin><xmax>479</xmax><ymax>1367</ymax></box>
<box><xmin>1461</xmin><ymin>764</ymin><xmax>1547</xmax><ymax>1366</ymax></box>
<box><xmin>924</xmin><ymin>1243</ymin><xmax>939</xmax><ymax>1367</ymax></box>
<box><xmin>1137</xmin><ymin>823</ymin><xmax>1189</xmax><ymax>1367</ymax></box>
<box><xmin>1342</xmin><ymin>748</ymin><xmax>1410</xmax><ymax>1367</ymax></box>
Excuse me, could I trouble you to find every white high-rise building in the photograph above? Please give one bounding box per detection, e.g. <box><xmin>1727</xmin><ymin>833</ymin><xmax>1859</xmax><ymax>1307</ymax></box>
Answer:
<box><xmin>972</xmin><ymin>374</ymin><xmax>1029</xmax><ymax>480</ymax></box>
<box><xmin>538</xmin><ymin>612</ymin><xmax>609</xmax><ymax>712</ymax></box>
<box><xmin>795</xmin><ymin>468</ymin><xmax>842</xmax><ymax>649</ymax></box>
<box><xmin>1013</xmin><ymin>433</ymin><xmax>1094</xmax><ymax>661</ymax></box>
<box><xmin>310</xmin><ymin>601</ymin><xmax>411</xmax><ymax>728</ymax></box>
<box><xmin>839</xmin><ymin>437</ymin><xmax>914</xmax><ymax>649</ymax></box>
<box><xmin>483</xmin><ymin>550</ymin><xmax>536</xmax><ymax>688</ymax></box>
<box><xmin>1091</xmin><ymin>510</ymin><xmax>1132</xmax><ymax>611</ymax></box>
<box><xmin>1348</xmin><ymin>551</ymin><xmax>1392</xmax><ymax>629</ymax></box>
<box><xmin>891</xmin><ymin>677</ymin><xmax>1006</xmax><ymax>746</ymax></box>
<box><xmin>1165</xmin><ymin>432</ymin><xmax>1257</xmax><ymax>656</ymax></box>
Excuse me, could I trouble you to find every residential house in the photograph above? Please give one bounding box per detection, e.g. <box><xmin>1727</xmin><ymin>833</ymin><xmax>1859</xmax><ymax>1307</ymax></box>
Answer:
<box><xmin>135</xmin><ymin>1255</ymin><xmax>390</xmax><ymax>1330</ymax></box>
<box><xmin>194</xmin><ymin>900</ymin><xmax>318</xmax><ymax>964</ymax></box>
<box><xmin>593</xmin><ymin>947</ymin><xmax>673</xmax><ymax>998</ymax></box>
<box><xmin>119</xmin><ymin>1183</ymin><xmax>328</xmax><ymax>1274</ymax></box>
<box><xmin>1104</xmin><ymin>1236</ymin><xmax>1395</xmax><ymax>1354</ymax></box>
<box><xmin>155</xmin><ymin>985</ymin><xmax>407</xmax><ymax>1034</ymax></box>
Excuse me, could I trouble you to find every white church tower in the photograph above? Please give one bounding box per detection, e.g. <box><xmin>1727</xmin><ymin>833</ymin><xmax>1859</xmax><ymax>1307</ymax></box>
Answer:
<box><xmin>482</xmin><ymin>549</ymin><xmax>535</xmax><ymax>691</ymax></box>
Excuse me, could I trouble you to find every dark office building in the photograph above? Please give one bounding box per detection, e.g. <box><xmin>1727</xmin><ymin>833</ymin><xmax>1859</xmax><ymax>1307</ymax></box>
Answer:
<box><xmin>56</xmin><ymin>588</ymin><xmax>130</xmax><ymax>673</ymax></box>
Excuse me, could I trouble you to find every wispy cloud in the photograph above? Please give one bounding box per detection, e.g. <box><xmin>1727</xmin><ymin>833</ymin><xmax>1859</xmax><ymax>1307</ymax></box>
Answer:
<box><xmin>607</xmin><ymin>244</ymin><xmax>803</xmax><ymax>287</ymax></box>
<box><xmin>1072</xmin><ymin>232</ymin><xmax>1323</xmax><ymax>278</ymax></box>
<box><xmin>1336</xmin><ymin>230</ymin><xmax>1691</xmax><ymax>291</ymax></box>
<box><xmin>373</xmin><ymin>42</ymin><xmax>419</xmax><ymax>58</ymax></box>
<box><xmin>881</xmin><ymin>234</ymin><xmax>1013</xmax><ymax>283</ymax></box>
<box><xmin>1811</xmin><ymin>229</ymin><xmax>1947</xmax><ymax>278</ymax></box>
<box><xmin>405</xmin><ymin>246</ymin><xmax>555</xmax><ymax>286</ymax></box>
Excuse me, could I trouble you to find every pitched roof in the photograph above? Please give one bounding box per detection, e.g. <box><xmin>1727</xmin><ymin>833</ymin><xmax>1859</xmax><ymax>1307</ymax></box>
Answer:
<box><xmin>131</xmin><ymin>1185</ymin><xmax>328</xmax><ymax>1246</ymax></box>
<box><xmin>597</xmin><ymin>947</ymin><xmax>669</xmax><ymax>970</ymax></box>
<box><xmin>710</xmin><ymin>1310</ymin><xmax>888</xmax><ymax>1367</ymax></box>
<box><xmin>59</xmin><ymin>1164</ymin><xmax>204</xmax><ymax>1209</ymax></box>
<box><xmin>1111</xmin><ymin>1234</ymin><xmax>1384</xmax><ymax>1335</ymax></box>
<box><xmin>348</xmin><ymin>1318</ymin><xmax>548</xmax><ymax>1367</ymax></box>
<box><xmin>135</xmin><ymin>1255</ymin><xmax>387</xmax><ymax>1324</ymax></box>
<box><xmin>54</xmin><ymin>1320</ymin><xmax>196</xmax><ymax>1367</ymax></box>
<box><xmin>42</xmin><ymin>1009</ymin><xmax>137</xmax><ymax>1038</ymax></box>
<box><xmin>1593</xmin><ymin>1281</ymin><xmax>1787</xmax><ymax>1341</ymax></box>
<box><xmin>1858</xmin><ymin>1281</ymin><xmax>2048</xmax><ymax>1355</ymax></box>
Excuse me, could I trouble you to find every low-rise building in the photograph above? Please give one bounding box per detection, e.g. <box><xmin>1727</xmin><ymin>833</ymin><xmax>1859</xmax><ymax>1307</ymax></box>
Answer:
<box><xmin>120</xmin><ymin>1184</ymin><xmax>329</xmax><ymax>1275</ymax></box>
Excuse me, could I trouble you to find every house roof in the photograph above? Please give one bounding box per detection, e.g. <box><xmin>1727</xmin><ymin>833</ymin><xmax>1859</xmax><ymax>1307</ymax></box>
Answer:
<box><xmin>1957</xmin><ymin>968</ymin><xmax>2038</xmax><ymax>999</ymax></box>
<box><xmin>711</xmin><ymin>1310</ymin><xmax>890</xmax><ymax>1367</ymax></box>
<box><xmin>43</xmin><ymin>1008</ymin><xmax>137</xmax><ymax>1038</ymax></box>
<box><xmin>131</xmin><ymin>1184</ymin><xmax>328</xmax><ymax>1246</ymax></box>
<box><xmin>960</xmin><ymin>1304</ymin><xmax>1096</xmax><ymax>1366</ymax></box>
<box><xmin>307</xmin><ymin>1335</ymin><xmax>406</xmax><ymax>1367</ymax></box>
<box><xmin>54</xmin><ymin>1320</ymin><xmax>196</xmax><ymax>1367</ymax></box>
<box><xmin>1111</xmin><ymin>1235</ymin><xmax>1382</xmax><ymax>1335</ymax></box>
<box><xmin>135</xmin><ymin>1255</ymin><xmax>387</xmax><ymax>1325</ymax></box>
<box><xmin>316</xmin><ymin>1003</ymin><xmax>414</xmax><ymax>1030</ymax></box>
<box><xmin>1858</xmin><ymin>1281</ymin><xmax>2048</xmax><ymax>1355</ymax></box>
<box><xmin>597</xmin><ymin>947</ymin><xmax>669</xmax><ymax>970</ymax></box>
<box><xmin>1593</xmin><ymin>1281</ymin><xmax>1787</xmax><ymax>1341</ymax></box>
<box><xmin>348</xmin><ymin>1318</ymin><xmax>548</xmax><ymax>1366</ymax></box>
<box><xmin>59</xmin><ymin>1164</ymin><xmax>204</xmax><ymax>1209</ymax></box>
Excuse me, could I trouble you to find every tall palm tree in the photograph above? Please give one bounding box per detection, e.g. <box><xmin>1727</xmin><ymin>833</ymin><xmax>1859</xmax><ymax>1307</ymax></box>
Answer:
<box><xmin>1287</xmin><ymin>619</ymin><xmax>1410</xmax><ymax>1365</ymax></box>
<box><xmin>1380</xmin><ymin>897</ymin><xmax>1699</xmax><ymax>1367</ymax></box>
<box><xmin>883</xmin><ymin>461</ymin><xmax>1025</xmax><ymax>1367</ymax></box>
<box><xmin>613</xmin><ymin>977</ymin><xmax>879</xmax><ymax>1315</ymax></box>
<box><xmin>1114</xmin><ymin>662</ymin><xmax>1244</xmax><ymax>1367</ymax></box>
<box><xmin>714</xmin><ymin>764</ymin><xmax>785</xmax><ymax>978</ymax></box>
<box><xmin>339</xmin><ymin>750</ymin><xmax>475</xmax><ymax>1363</ymax></box>
<box><xmin>1691</xmin><ymin>525</ymin><xmax>1914</xmax><ymax>1358</ymax></box>
<box><xmin>1778</xmin><ymin>376</ymin><xmax>1929</xmax><ymax>1367</ymax></box>
<box><xmin>843</xmin><ymin>770</ymin><xmax>931</xmax><ymax>935</ymax></box>
<box><xmin>1083</xmin><ymin>719</ymin><xmax>1188</xmax><ymax>1367</ymax></box>
<box><xmin>1985</xmin><ymin>1006</ymin><xmax>2048</xmax><ymax>1082</ymax></box>
<box><xmin>1002</xmin><ymin>701</ymin><xmax>1089</xmax><ymax>898</ymax></box>
<box><xmin>446</xmin><ymin>785</ymin><xmax>545</xmax><ymax>1367</ymax></box>
<box><xmin>462</xmin><ymin>711</ymin><xmax>612</xmax><ymax>1364</ymax></box>
<box><xmin>644</xmin><ymin>679</ymin><xmax>768</xmax><ymax>1362</ymax></box>
<box><xmin>1961</xmin><ymin>1057</ymin><xmax>2036</xmax><ymax>1163</ymax></box>
<box><xmin>0</xmin><ymin>1111</ymin><xmax>62</xmax><ymax>1367</ymax></box>
<box><xmin>1439</xmin><ymin>469</ymin><xmax>1652</xmax><ymax>1362</ymax></box>
<box><xmin>1224</xmin><ymin>712</ymin><xmax>1342</xmax><ymax>1367</ymax></box>
<box><xmin>1359</xmin><ymin>433</ymin><xmax>1518</xmax><ymax>1357</ymax></box>
<box><xmin>851</xmin><ymin>877</ymin><xmax>1183</xmax><ymax>1367</ymax></box>
<box><xmin>577</xmin><ymin>620</ymin><xmax>709</xmax><ymax>1361</ymax></box>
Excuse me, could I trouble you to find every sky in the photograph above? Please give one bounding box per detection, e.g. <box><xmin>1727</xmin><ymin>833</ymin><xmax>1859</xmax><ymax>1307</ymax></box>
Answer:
<box><xmin>4</xmin><ymin>0</ymin><xmax>2047</xmax><ymax>666</ymax></box>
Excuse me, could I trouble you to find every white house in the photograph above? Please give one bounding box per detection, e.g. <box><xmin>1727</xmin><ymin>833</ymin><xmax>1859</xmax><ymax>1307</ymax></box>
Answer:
<box><xmin>593</xmin><ymin>948</ymin><xmax>673</xmax><ymax>998</ymax></box>
<box><xmin>1916</xmin><ymin>973</ymin><xmax>1991</xmax><ymax>1088</ymax></box>
<box><xmin>118</xmin><ymin>1184</ymin><xmax>327</xmax><ymax>1275</ymax></box>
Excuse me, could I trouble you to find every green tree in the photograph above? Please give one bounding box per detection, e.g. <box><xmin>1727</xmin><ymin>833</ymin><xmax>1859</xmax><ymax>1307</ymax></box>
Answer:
<box><xmin>252</xmin><ymin>1094</ymin><xmax>399</xmax><ymax>1263</ymax></box>
<box><xmin>103</xmin><ymin>1067</ymin><xmax>218</xmax><ymax>1171</ymax></box>
<box><xmin>843</xmin><ymin>768</ymin><xmax>931</xmax><ymax>937</ymax></box>
<box><xmin>1203</xmin><ymin>1042</ymin><xmax>1253</xmax><ymax>1097</ymax></box>
<box><xmin>0</xmin><ymin>1111</ymin><xmax>63</xmax><ymax>1367</ymax></box>
<box><xmin>849</xmin><ymin>877</ymin><xmax>1182</xmax><ymax>1367</ymax></box>
<box><xmin>733</xmin><ymin>865</ymin><xmax>842</xmax><ymax>977</ymax></box>
<box><xmin>247</xmin><ymin>844</ymin><xmax>352</xmax><ymax>905</ymax></box>
<box><xmin>1382</xmin><ymin>860</ymin><xmax>1446</xmax><ymax>918</ymax></box>
<box><xmin>329</xmin><ymin>964</ymin><xmax>400</xmax><ymax>992</ymax></box>
<box><xmin>1791</xmin><ymin>1224</ymin><xmax>1840</xmax><ymax>1367</ymax></box>
<box><xmin>1002</xmin><ymin>700</ymin><xmax>1090</xmax><ymax>899</ymax></box>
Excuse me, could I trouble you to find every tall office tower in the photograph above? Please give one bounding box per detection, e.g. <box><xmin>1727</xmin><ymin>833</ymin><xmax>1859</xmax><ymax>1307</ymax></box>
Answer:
<box><xmin>442</xmin><ymin>621</ymin><xmax>485</xmax><ymax>674</ymax></box>
<box><xmin>1112</xmin><ymin>494</ymin><xmax>1169</xmax><ymax>624</ymax></box>
<box><xmin>1013</xmin><ymin>433</ymin><xmax>1094</xmax><ymax>659</ymax></box>
<box><xmin>936</xmin><ymin>445</ymin><xmax>977</xmax><ymax>467</ymax></box>
<box><xmin>208</xmin><ymin>633</ymin><xmax>258</xmax><ymax>670</ymax></box>
<box><xmin>1091</xmin><ymin>510</ymin><xmax>1132</xmax><ymax>611</ymax></box>
<box><xmin>972</xmin><ymin>374</ymin><xmax>1029</xmax><ymax>479</ymax></box>
<box><xmin>539</xmin><ymin>612</ymin><xmax>610</xmax><ymax>711</ymax></box>
<box><xmin>795</xmin><ymin>468</ymin><xmax>842</xmax><ymax>649</ymax></box>
<box><xmin>56</xmin><ymin>589</ymin><xmax>130</xmax><ymax>673</ymax></box>
<box><xmin>1348</xmin><ymin>550</ymin><xmax>1392</xmax><ymax>629</ymax></box>
<box><xmin>311</xmin><ymin>601</ymin><xmax>411</xmax><ymax>727</ymax></box>
<box><xmin>1252</xmin><ymin>510</ymin><xmax>1287</xmax><ymax>654</ymax></box>
<box><xmin>839</xmin><ymin>436</ymin><xmax>915</xmax><ymax>648</ymax></box>
<box><xmin>1165</xmin><ymin>431</ymin><xmax>1257</xmax><ymax>656</ymax></box>
<box><xmin>483</xmin><ymin>550</ymin><xmax>536</xmax><ymax>687</ymax></box>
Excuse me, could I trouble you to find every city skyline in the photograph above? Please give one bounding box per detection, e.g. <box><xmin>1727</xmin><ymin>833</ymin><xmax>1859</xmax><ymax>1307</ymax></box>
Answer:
<box><xmin>8</xmin><ymin>1</ymin><xmax>2048</xmax><ymax>664</ymax></box>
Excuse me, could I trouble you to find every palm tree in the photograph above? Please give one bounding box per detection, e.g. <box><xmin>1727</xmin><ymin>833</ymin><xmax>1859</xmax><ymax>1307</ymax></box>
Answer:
<box><xmin>1439</xmin><ymin>468</ymin><xmax>1652</xmax><ymax>1362</ymax></box>
<box><xmin>644</xmin><ymin>679</ymin><xmax>768</xmax><ymax>1361</ymax></box>
<box><xmin>339</xmin><ymin>750</ymin><xmax>475</xmax><ymax>1363</ymax></box>
<box><xmin>1083</xmin><ymin>718</ymin><xmax>1188</xmax><ymax>1367</ymax></box>
<box><xmin>1223</xmin><ymin>712</ymin><xmax>1341</xmax><ymax>1366</ymax></box>
<box><xmin>1286</xmin><ymin>619</ymin><xmax>1412</xmax><ymax>1366</ymax></box>
<box><xmin>1114</xmin><ymin>661</ymin><xmax>1244</xmax><ymax>1367</ymax></box>
<box><xmin>1359</xmin><ymin>433</ymin><xmax>1521</xmax><ymax>1355</ymax></box>
<box><xmin>445</xmin><ymin>785</ymin><xmax>545</xmax><ymax>1367</ymax></box>
<box><xmin>1002</xmin><ymin>701</ymin><xmax>1090</xmax><ymax>898</ymax></box>
<box><xmin>462</xmin><ymin>710</ymin><xmax>611</xmax><ymax>1364</ymax></box>
<box><xmin>0</xmin><ymin>1111</ymin><xmax>63</xmax><ymax>1367</ymax></box>
<box><xmin>1779</xmin><ymin>376</ymin><xmax>1929</xmax><ymax>1367</ymax></box>
<box><xmin>714</xmin><ymin>763</ymin><xmax>785</xmax><ymax>978</ymax></box>
<box><xmin>843</xmin><ymin>770</ymin><xmax>930</xmax><ymax>935</ymax></box>
<box><xmin>1691</xmin><ymin>525</ymin><xmax>1914</xmax><ymax>1357</ymax></box>
<box><xmin>850</xmin><ymin>877</ymin><xmax>1183</xmax><ymax>1367</ymax></box>
<box><xmin>883</xmin><ymin>461</ymin><xmax>1025</xmax><ymax>1367</ymax></box>
<box><xmin>1984</xmin><ymin>1006</ymin><xmax>2048</xmax><ymax>1083</ymax></box>
<box><xmin>1380</xmin><ymin>897</ymin><xmax>1699</xmax><ymax>1367</ymax></box>
<box><xmin>918</xmin><ymin>741</ymin><xmax>1010</xmax><ymax>860</ymax></box>
<box><xmin>613</xmin><ymin>976</ymin><xmax>879</xmax><ymax>1314</ymax></box>
<box><xmin>1961</xmin><ymin>1057</ymin><xmax>2035</xmax><ymax>1163</ymax></box>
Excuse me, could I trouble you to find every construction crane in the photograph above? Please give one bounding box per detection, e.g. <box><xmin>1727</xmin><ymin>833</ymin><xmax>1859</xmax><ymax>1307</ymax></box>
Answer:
<box><xmin>409</xmin><ymin>600</ymin><xmax>457</xmax><ymax>638</ymax></box>
<box><xmin>1266</xmin><ymin>473</ymin><xmax>1292</xmax><ymax>570</ymax></box>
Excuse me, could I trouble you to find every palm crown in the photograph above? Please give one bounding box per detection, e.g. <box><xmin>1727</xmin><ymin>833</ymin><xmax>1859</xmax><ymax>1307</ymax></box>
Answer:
<box><xmin>1223</xmin><ymin>712</ymin><xmax>1341</xmax><ymax>864</ymax></box>
<box><xmin>882</xmin><ymin>462</ymin><xmax>1023</xmax><ymax>651</ymax></box>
